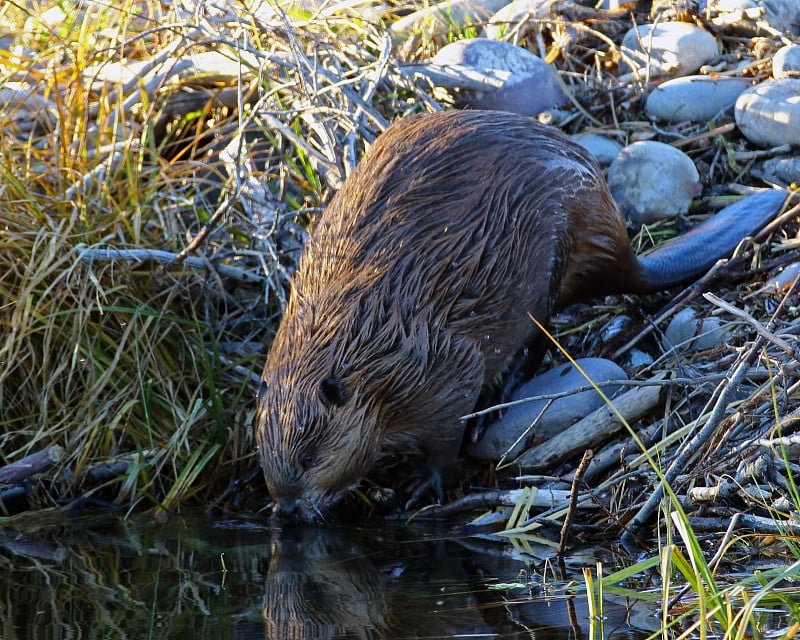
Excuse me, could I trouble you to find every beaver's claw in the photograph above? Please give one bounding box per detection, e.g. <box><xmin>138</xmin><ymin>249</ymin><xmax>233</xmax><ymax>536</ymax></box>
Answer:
<box><xmin>404</xmin><ymin>464</ymin><xmax>444</xmax><ymax>510</ymax></box>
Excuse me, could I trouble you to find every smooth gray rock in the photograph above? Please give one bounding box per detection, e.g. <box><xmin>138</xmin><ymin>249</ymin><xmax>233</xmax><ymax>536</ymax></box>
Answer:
<box><xmin>773</xmin><ymin>44</ymin><xmax>800</xmax><ymax>78</ymax></box>
<box><xmin>598</xmin><ymin>315</ymin><xmax>633</xmax><ymax>343</ymax></box>
<box><xmin>663</xmin><ymin>307</ymin><xmax>731</xmax><ymax>353</ymax></box>
<box><xmin>735</xmin><ymin>78</ymin><xmax>800</xmax><ymax>147</ymax></box>
<box><xmin>607</xmin><ymin>141</ymin><xmax>700</xmax><ymax>224</ymax></box>
<box><xmin>645</xmin><ymin>75</ymin><xmax>752</xmax><ymax>123</ymax></box>
<box><xmin>429</xmin><ymin>38</ymin><xmax>566</xmax><ymax>115</ymax></box>
<box><xmin>623</xmin><ymin>349</ymin><xmax>655</xmax><ymax>370</ymax></box>
<box><xmin>573</xmin><ymin>133</ymin><xmax>623</xmax><ymax>167</ymax></box>
<box><xmin>485</xmin><ymin>0</ymin><xmax>552</xmax><ymax>40</ymax></box>
<box><xmin>708</xmin><ymin>0</ymin><xmax>800</xmax><ymax>35</ymax></box>
<box><xmin>766</xmin><ymin>262</ymin><xmax>800</xmax><ymax>292</ymax></box>
<box><xmin>467</xmin><ymin>358</ymin><xmax>627</xmax><ymax>461</ymax></box>
<box><xmin>762</xmin><ymin>156</ymin><xmax>800</xmax><ymax>184</ymax></box>
<box><xmin>620</xmin><ymin>22</ymin><xmax>719</xmax><ymax>77</ymax></box>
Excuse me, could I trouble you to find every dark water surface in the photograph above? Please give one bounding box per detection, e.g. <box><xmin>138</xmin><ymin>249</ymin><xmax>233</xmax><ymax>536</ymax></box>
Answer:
<box><xmin>0</xmin><ymin>513</ymin><xmax>656</xmax><ymax>639</ymax></box>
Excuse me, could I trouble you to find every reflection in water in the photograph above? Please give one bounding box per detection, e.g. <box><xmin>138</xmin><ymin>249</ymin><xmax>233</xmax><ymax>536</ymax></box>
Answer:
<box><xmin>261</xmin><ymin>526</ymin><xmax>490</xmax><ymax>639</ymax></box>
<box><xmin>0</xmin><ymin>513</ymin><xmax>649</xmax><ymax>639</ymax></box>
<box><xmin>262</xmin><ymin>527</ymin><xmax>390</xmax><ymax>639</ymax></box>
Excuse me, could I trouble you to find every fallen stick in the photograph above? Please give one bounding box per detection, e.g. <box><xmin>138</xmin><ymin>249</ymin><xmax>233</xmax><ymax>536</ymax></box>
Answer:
<box><xmin>75</xmin><ymin>244</ymin><xmax>265</xmax><ymax>284</ymax></box>
<box><xmin>0</xmin><ymin>446</ymin><xmax>64</xmax><ymax>485</ymax></box>
<box><xmin>622</xmin><ymin>274</ymin><xmax>800</xmax><ymax>542</ymax></box>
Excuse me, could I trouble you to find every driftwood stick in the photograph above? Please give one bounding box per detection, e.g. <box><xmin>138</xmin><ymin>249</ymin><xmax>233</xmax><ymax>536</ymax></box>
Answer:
<box><xmin>0</xmin><ymin>446</ymin><xmax>64</xmax><ymax>485</ymax></box>
<box><xmin>416</xmin><ymin>486</ymin><xmax>590</xmax><ymax>520</ymax></box>
<box><xmin>171</xmin><ymin>193</ymin><xmax>238</xmax><ymax>264</ymax></box>
<box><xmin>558</xmin><ymin>449</ymin><xmax>593</xmax><ymax>556</ymax></box>
<box><xmin>76</xmin><ymin>245</ymin><xmax>265</xmax><ymax>284</ymax></box>
<box><xmin>704</xmin><ymin>292</ymin><xmax>798</xmax><ymax>357</ymax></box>
<box><xmin>578</xmin><ymin>422</ymin><xmax>664</xmax><ymax>483</ymax></box>
<box><xmin>622</xmin><ymin>355</ymin><xmax>759</xmax><ymax>541</ymax></box>
<box><xmin>687</xmin><ymin>513</ymin><xmax>800</xmax><ymax>536</ymax></box>
<box><xmin>402</xmin><ymin>63</ymin><xmax>510</xmax><ymax>91</ymax></box>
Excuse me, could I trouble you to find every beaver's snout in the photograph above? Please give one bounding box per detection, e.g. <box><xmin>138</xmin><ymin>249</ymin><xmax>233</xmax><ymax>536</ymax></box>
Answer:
<box><xmin>269</xmin><ymin>496</ymin><xmax>302</xmax><ymax>522</ymax></box>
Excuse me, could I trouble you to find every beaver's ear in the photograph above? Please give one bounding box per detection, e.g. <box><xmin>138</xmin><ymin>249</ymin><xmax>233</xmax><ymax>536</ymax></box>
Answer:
<box><xmin>318</xmin><ymin>377</ymin><xmax>348</xmax><ymax>407</ymax></box>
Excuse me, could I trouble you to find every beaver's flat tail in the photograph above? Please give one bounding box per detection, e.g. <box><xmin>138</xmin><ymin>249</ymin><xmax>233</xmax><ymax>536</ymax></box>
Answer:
<box><xmin>637</xmin><ymin>189</ymin><xmax>788</xmax><ymax>292</ymax></box>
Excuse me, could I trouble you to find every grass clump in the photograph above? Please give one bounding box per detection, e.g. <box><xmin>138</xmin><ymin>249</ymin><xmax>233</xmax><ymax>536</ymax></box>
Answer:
<box><xmin>0</xmin><ymin>140</ymin><xmax>238</xmax><ymax>510</ymax></box>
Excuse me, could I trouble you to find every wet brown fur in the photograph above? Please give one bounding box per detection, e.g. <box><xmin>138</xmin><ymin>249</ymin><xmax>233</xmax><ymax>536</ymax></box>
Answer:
<box><xmin>255</xmin><ymin>110</ymin><xmax>650</xmax><ymax>520</ymax></box>
<box><xmin>255</xmin><ymin>110</ymin><xmax>781</xmax><ymax>521</ymax></box>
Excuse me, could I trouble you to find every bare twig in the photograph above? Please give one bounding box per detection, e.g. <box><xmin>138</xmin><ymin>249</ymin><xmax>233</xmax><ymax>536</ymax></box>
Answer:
<box><xmin>558</xmin><ymin>449</ymin><xmax>593</xmax><ymax>555</ymax></box>
<box><xmin>76</xmin><ymin>245</ymin><xmax>265</xmax><ymax>283</ymax></box>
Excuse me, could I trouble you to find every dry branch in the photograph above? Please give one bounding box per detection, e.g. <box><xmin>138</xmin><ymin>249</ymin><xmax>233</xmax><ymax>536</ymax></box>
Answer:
<box><xmin>0</xmin><ymin>447</ymin><xmax>64</xmax><ymax>485</ymax></box>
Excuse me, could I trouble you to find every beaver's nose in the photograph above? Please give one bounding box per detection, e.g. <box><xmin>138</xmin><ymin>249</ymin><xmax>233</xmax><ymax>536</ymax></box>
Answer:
<box><xmin>269</xmin><ymin>497</ymin><xmax>300</xmax><ymax>523</ymax></box>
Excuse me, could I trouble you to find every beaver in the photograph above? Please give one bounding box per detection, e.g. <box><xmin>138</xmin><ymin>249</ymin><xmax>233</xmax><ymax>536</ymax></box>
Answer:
<box><xmin>255</xmin><ymin>109</ymin><xmax>786</xmax><ymax>521</ymax></box>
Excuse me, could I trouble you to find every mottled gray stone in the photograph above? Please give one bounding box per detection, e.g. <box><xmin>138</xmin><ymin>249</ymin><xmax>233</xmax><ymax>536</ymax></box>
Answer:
<box><xmin>607</xmin><ymin>141</ymin><xmax>700</xmax><ymax>224</ymax></box>
<box><xmin>466</xmin><ymin>358</ymin><xmax>627</xmax><ymax>461</ymax></box>
<box><xmin>573</xmin><ymin>133</ymin><xmax>623</xmax><ymax>168</ymax></box>
<box><xmin>735</xmin><ymin>78</ymin><xmax>800</xmax><ymax>147</ymax></box>
<box><xmin>645</xmin><ymin>75</ymin><xmax>752</xmax><ymax>123</ymax></box>
<box><xmin>774</xmin><ymin>45</ymin><xmax>800</xmax><ymax>78</ymax></box>
<box><xmin>485</xmin><ymin>0</ymin><xmax>553</xmax><ymax>40</ymax></box>
<box><xmin>429</xmin><ymin>38</ymin><xmax>567</xmax><ymax>115</ymax></box>
<box><xmin>708</xmin><ymin>0</ymin><xmax>800</xmax><ymax>35</ymax></box>
<box><xmin>620</xmin><ymin>22</ymin><xmax>719</xmax><ymax>77</ymax></box>
<box><xmin>663</xmin><ymin>307</ymin><xmax>731</xmax><ymax>353</ymax></box>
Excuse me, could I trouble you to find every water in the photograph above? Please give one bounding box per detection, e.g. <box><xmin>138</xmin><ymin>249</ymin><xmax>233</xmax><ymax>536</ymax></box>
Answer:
<box><xmin>0</xmin><ymin>513</ymin><xmax>654</xmax><ymax>639</ymax></box>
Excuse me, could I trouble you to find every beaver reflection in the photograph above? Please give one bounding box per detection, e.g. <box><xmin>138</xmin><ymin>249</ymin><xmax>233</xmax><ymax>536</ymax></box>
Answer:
<box><xmin>261</xmin><ymin>527</ymin><xmax>488</xmax><ymax>639</ymax></box>
<box><xmin>262</xmin><ymin>529</ymin><xmax>388</xmax><ymax>639</ymax></box>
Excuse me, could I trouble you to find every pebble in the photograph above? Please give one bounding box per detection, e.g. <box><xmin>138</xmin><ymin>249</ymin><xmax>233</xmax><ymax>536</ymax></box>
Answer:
<box><xmin>87</xmin><ymin>59</ymin><xmax>150</xmax><ymax>86</ymax></box>
<box><xmin>662</xmin><ymin>308</ymin><xmax>731</xmax><ymax>354</ymax></box>
<box><xmin>645</xmin><ymin>75</ymin><xmax>752</xmax><ymax>123</ymax></box>
<box><xmin>597</xmin><ymin>314</ymin><xmax>632</xmax><ymax>343</ymax></box>
<box><xmin>765</xmin><ymin>262</ymin><xmax>800</xmax><ymax>293</ymax></box>
<box><xmin>607</xmin><ymin>141</ymin><xmax>700</xmax><ymax>224</ymax></box>
<box><xmin>620</xmin><ymin>22</ymin><xmax>719</xmax><ymax>78</ymax></box>
<box><xmin>707</xmin><ymin>0</ymin><xmax>800</xmax><ymax>36</ymax></box>
<box><xmin>484</xmin><ymin>0</ymin><xmax>553</xmax><ymax>40</ymax></box>
<box><xmin>773</xmin><ymin>44</ymin><xmax>800</xmax><ymax>78</ymax></box>
<box><xmin>573</xmin><ymin>133</ymin><xmax>623</xmax><ymax>168</ymax></box>
<box><xmin>25</xmin><ymin>5</ymin><xmax>67</xmax><ymax>32</ymax></box>
<box><xmin>622</xmin><ymin>349</ymin><xmax>654</xmax><ymax>370</ymax></box>
<box><xmin>762</xmin><ymin>156</ymin><xmax>800</xmax><ymax>184</ymax></box>
<box><xmin>428</xmin><ymin>38</ymin><xmax>566</xmax><ymax>115</ymax></box>
<box><xmin>735</xmin><ymin>78</ymin><xmax>800</xmax><ymax>147</ymax></box>
<box><xmin>466</xmin><ymin>358</ymin><xmax>627</xmax><ymax>461</ymax></box>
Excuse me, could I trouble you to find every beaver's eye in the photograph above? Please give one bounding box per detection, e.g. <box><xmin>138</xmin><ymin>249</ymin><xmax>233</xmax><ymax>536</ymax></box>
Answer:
<box><xmin>300</xmin><ymin>452</ymin><xmax>315</xmax><ymax>470</ymax></box>
<box><xmin>317</xmin><ymin>376</ymin><xmax>348</xmax><ymax>408</ymax></box>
